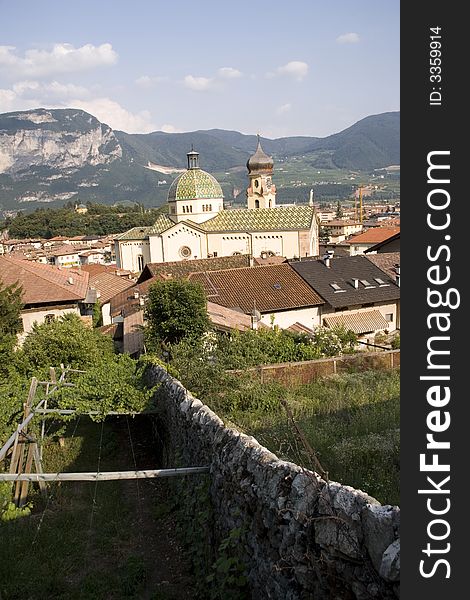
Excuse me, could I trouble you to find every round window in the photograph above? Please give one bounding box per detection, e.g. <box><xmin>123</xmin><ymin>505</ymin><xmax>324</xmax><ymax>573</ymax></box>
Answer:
<box><xmin>179</xmin><ymin>246</ymin><xmax>192</xmax><ymax>258</ymax></box>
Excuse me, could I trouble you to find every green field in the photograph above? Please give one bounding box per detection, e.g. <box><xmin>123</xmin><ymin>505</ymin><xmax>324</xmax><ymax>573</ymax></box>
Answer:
<box><xmin>207</xmin><ymin>369</ymin><xmax>400</xmax><ymax>506</ymax></box>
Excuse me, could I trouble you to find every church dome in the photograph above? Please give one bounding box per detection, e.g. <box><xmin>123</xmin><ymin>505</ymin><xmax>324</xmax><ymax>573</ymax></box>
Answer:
<box><xmin>246</xmin><ymin>137</ymin><xmax>273</xmax><ymax>173</ymax></box>
<box><xmin>168</xmin><ymin>150</ymin><xmax>223</xmax><ymax>202</ymax></box>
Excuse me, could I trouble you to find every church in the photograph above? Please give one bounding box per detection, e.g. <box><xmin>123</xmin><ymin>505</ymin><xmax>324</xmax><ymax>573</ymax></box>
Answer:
<box><xmin>114</xmin><ymin>138</ymin><xmax>319</xmax><ymax>272</ymax></box>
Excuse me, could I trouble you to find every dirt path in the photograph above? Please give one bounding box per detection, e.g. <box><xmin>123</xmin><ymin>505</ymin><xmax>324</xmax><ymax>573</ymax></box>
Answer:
<box><xmin>115</xmin><ymin>416</ymin><xmax>196</xmax><ymax>600</ymax></box>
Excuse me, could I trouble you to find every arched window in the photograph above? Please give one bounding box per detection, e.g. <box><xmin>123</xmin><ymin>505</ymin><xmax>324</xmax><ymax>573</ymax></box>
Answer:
<box><xmin>255</xmin><ymin>199</ymin><xmax>260</xmax><ymax>209</ymax></box>
<box><xmin>209</xmin><ymin>204</ymin><xmax>212</xmax><ymax>211</ymax></box>
<box><xmin>137</xmin><ymin>255</ymin><xmax>144</xmax><ymax>271</ymax></box>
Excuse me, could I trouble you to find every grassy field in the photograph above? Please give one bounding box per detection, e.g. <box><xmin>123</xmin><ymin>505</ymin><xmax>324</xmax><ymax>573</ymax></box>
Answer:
<box><xmin>0</xmin><ymin>417</ymin><xmax>195</xmax><ymax>600</ymax></box>
<box><xmin>213</xmin><ymin>369</ymin><xmax>400</xmax><ymax>506</ymax></box>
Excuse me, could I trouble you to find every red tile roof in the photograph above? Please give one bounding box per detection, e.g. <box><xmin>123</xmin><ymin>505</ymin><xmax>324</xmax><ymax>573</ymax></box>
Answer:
<box><xmin>89</xmin><ymin>271</ymin><xmax>135</xmax><ymax>305</ymax></box>
<box><xmin>0</xmin><ymin>255</ymin><xmax>89</xmax><ymax>304</ymax></box>
<box><xmin>188</xmin><ymin>264</ymin><xmax>324</xmax><ymax>314</ymax></box>
<box><xmin>345</xmin><ymin>227</ymin><xmax>400</xmax><ymax>245</ymax></box>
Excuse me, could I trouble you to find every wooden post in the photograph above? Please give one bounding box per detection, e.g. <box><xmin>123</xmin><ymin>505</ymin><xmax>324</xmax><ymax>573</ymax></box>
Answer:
<box><xmin>32</xmin><ymin>443</ymin><xmax>48</xmax><ymax>498</ymax></box>
<box><xmin>13</xmin><ymin>377</ymin><xmax>38</xmax><ymax>506</ymax></box>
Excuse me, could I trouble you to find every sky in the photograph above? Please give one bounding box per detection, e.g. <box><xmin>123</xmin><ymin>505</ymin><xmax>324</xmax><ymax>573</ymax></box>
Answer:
<box><xmin>0</xmin><ymin>0</ymin><xmax>399</xmax><ymax>139</ymax></box>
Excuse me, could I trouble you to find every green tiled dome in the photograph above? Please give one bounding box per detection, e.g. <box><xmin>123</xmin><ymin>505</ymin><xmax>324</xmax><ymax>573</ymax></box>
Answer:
<box><xmin>168</xmin><ymin>169</ymin><xmax>223</xmax><ymax>202</ymax></box>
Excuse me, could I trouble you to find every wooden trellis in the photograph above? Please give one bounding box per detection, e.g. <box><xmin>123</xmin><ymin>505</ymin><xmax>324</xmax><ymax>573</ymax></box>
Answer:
<box><xmin>0</xmin><ymin>366</ymin><xmax>209</xmax><ymax>507</ymax></box>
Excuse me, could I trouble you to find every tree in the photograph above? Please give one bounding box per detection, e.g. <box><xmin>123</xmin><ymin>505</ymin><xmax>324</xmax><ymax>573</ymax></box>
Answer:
<box><xmin>335</xmin><ymin>201</ymin><xmax>343</xmax><ymax>219</ymax></box>
<box><xmin>0</xmin><ymin>279</ymin><xmax>23</xmax><ymax>373</ymax></box>
<box><xmin>145</xmin><ymin>279</ymin><xmax>211</xmax><ymax>348</ymax></box>
<box><xmin>19</xmin><ymin>313</ymin><xmax>115</xmax><ymax>374</ymax></box>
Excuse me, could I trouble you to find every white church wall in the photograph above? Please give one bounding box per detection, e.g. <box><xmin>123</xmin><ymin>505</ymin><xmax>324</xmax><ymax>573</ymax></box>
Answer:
<box><xmin>117</xmin><ymin>240</ymin><xmax>151</xmax><ymax>272</ymax></box>
<box><xmin>162</xmin><ymin>225</ymin><xmax>207</xmax><ymax>262</ymax></box>
<box><xmin>207</xmin><ymin>233</ymin><xmax>251</xmax><ymax>257</ymax></box>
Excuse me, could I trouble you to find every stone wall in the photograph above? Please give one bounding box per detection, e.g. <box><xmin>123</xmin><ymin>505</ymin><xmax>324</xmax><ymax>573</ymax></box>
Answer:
<box><xmin>147</xmin><ymin>365</ymin><xmax>400</xmax><ymax>599</ymax></box>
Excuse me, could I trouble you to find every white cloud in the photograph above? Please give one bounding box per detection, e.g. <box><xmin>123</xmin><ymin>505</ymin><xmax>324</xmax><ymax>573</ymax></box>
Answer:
<box><xmin>336</xmin><ymin>32</ymin><xmax>360</xmax><ymax>44</ymax></box>
<box><xmin>12</xmin><ymin>80</ymin><xmax>89</xmax><ymax>99</ymax></box>
<box><xmin>183</xmin><ymin>75</ymin><xmax>214</xmax><ymax>91</ymax></box>
<box><xmin>67</xmin><ymin>98</ymin><xmax>155</xmax><ymax>132</ymax></box>
<box><xmin>160</xmin><ymin>123</ymin><xmax>183</xmax><ymax>133</ymax></box>
<box><xmin>268</xmin><ymin>61</ymin><xmax>309</xmax><ymax>82</ymax></box>
<box><xmin>276</xmin><ymin>103</ymin><xmax>292</xmax><ymax>115</ymax></box>
<box><xmin>0</xmin><ymin>88</ymin><xmax>16</xmax><ymax>112</ymax></box>
<box><xmin>0</xmin><ymin>43</ymin><xmax>118</xmax><ymax>78</ymax></box>
<box><xmin>0</xmin><ymin>80</ymin><xmax>156</xmax><ymax>133</ymax></box>
<box><xmin>135</xmin><ymin>75</ymin><xmax>167</xmax><ymax>88</ymax></box>
<box><xmin>217</xmin><ymin>67</ymin><xmax>242</xmax><ymax>79</ymax></box>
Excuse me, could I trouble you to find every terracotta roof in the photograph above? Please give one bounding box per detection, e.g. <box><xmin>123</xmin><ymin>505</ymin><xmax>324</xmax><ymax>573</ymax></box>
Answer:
<box><xmin>0</xmin><ymin>255</ymin><xmax>89</xmax><ymax>304</ymax></box>
<box><xmin>253</xmin><ymin>255</ymin><xmax>287</xmax><ymax>266</ymax></box>
<box><xmin>207</xmin><ymin>302</ymin><xmax>260</xmax><ymax>332</ymax></box>
<box><xmin>365</xmin><ymin>252</ymin><xmax>400</xmax><ymax>280</ymax></box>
<box><xmin>89</xmin><ymin>271</ymin><xmax>135</xmax><ymax>305</ymax></box>
<box><xmin>323</xmin><ymin>309</ymin><xmax>389</xmax><ymax>334</ymax></box>
<box><xmin>81</xmin><ymin>264</ymin><xmax>134</xmax><ymax>277</ymax></box>
<box><xmin>345</xmin><ymin>227</ymin><xmax>400</xmax><ymax>245</ymax></box>
<box><xmin>48</xmin><ymin>244</ymin><xmax>88</xmax><ymax>256</ymax></box>
<box><xmin>137</xmin><ymin>255</ymin><xmax>252</xmax><ymax>283</ymax></box>
<box><xmin>188</xmin><ymin>264</ymin><xmax>324</xmax><ymax>314</ymax></box>
<box><xmin>363</xmin><ymin>232</ymin><xmax>400</xmax><ymax>253</ymax></box>
<box><xmin>291</xmin><ymin>255</ymin><xmax>400</xmax><ymax>309</ymax></box>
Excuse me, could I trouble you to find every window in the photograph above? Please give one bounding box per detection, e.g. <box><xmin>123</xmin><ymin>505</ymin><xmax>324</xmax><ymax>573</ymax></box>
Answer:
<box><xmin>44</xmin><ymin>314</ymin><xmax>55</xmax><ymax>324</ymax></box>
<box><xmin>385</xmin><ymin>313</ymin><xmax>394</xmax><ymax>322</ymax></box>
<box><xmin>213</xmin><ymin>252</ymin><xmax>218</xmax><ymax>257</ymax></box>
<box><xmin>179</xmin><ymin>246</ymin><xmax>192</xmax><ymax>258</ymax></box>
<box><xmin>137</xmin><ymin>255</ymin><xmax>144</xmax><ymax>271</ymax></box>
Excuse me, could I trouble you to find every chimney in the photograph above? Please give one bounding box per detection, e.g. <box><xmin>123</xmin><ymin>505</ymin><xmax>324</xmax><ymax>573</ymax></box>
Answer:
<box><xmin>133</xmin><ymin>290</ymin><xmax>140</xmax><ymax>299</ymax></box>
<box><xmin>352</xmin><ymin>278</ymin><xmax>359</xmax><ymax>289</ymax></box>
<box><xmin>395</xmin><ymin>264</ymin><xmax>400</xmax><ymax>287</ymax></box>
<box><xmin>67</xmin><ymin>276</ymin><xmax>74</xmax><ymax>285</ymax></box>
<box><xmin>322</xmin><ymin>250</ymin><xmax>334</xmax><ymax>268</ymax></box>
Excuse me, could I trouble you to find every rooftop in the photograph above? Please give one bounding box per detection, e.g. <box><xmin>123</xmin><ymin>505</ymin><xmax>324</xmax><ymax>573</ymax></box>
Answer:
<box><xmin>345</xmin><ymin>227</ymin><xmax>400</xmax><ymax>245</ymax></box>
<box><xmin>137</xmin><ymin>254</ymin><xmax>252</xmax><ymax>284</ymax></box>
<box><xmin>0</xmin><ymin>255</ymin><xmax>89</xmax><ymax>305</ymax></box>
<box><xmin>195</xmin><ymin>205</ymin><xmax>315</xmax><ymax>233</ymax></box>
<box><xmin>365</xmin><ymin>252</ymin><xmax>400</xmax><ymax>280</ymax></box>
<box><xmin>88</xmin><ymin>271</ymin><xmax>135</xmax><ymax>305</ymax></box>
<box><xmin>291</xmin><ymin>255</ymin><xmax>400</xmax><ymax>309</ymax></box>
<box><xmin>188</xmin><ymin>263</ymin><xmax>324</xmax><ymax>314</ymax></box>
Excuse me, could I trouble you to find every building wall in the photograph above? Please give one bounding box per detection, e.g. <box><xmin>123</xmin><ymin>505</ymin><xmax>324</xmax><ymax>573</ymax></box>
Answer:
<box><xmin>170</xmin><ymin>197</ymin><xmax>224</xmax><ymax>224</ymax></box>
<box><xmin>116</xmin><ymin>240</ymin><xmax>151</xmax><ymax>272</ymax></box>
<box><xmin>259</xmin><ymin>306</ymin><xmax>321</xmax><ymax>330</ymax></box>
<box><xmin>349</xmin><ymin>242</ymin><xmax>374</xmax><ymax>256</ymax></box>
<box><xmin>161</xmin><ymin>224</ymin><xmax>208</xmax><ymax>262</ymax></box>
<box><xmin>53</xmin><ymin>253</ymin><xmax>80</xmax><ymax>267</ymax></box>
<box><xmin>19</xmin><ymin>305</ymin><xmax>80</xmax><ymax>342</ymax></box>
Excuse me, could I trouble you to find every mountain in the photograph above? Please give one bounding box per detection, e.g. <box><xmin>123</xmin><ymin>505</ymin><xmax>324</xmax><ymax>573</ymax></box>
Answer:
<box><xmin>0</xmin><ymin>108</ymin><xmax>399</xmax><ymax>211</ymax></box>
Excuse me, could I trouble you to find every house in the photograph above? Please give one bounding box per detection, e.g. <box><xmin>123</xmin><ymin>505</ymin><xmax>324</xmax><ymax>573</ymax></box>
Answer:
<box><xmin>291</xmin><ymin>254</ymin><xmax>400</xmax><ymax>340</ymax></box>
<box><xmin>47</xmin><ymin>244</ymin><xmax>85</xmax><ymax>267</ymax></box>
<box><xmin>320</xmin><ymin>220</ymin><xmax>363</xmax><ymax>243</ymax></box>
<box><xmin>0</xmin><ymin>255</ymin><xmax>89</xmax><ymax>342</ymax></box>
<box><xmin>188</xmin><ymin>264</ymin><xmax>324</xmax><ymax>330</ymax></box>
<box><xmin>86</xmin><ymin>271</ymin><xmax>136</xmax><ymax>325</ymax></box>
<box><xmin>114</xmin><ymin>144</ymin><xmax>319</xmax><ymax>273</ymax></box>
<box><xmin>345</xmin><ymin>227</ymin><xmax>400</xmax><ymax>256</ymax></box>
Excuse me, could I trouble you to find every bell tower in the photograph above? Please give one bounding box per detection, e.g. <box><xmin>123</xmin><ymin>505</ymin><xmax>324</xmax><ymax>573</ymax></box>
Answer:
<box><xmin>246</xmin><ymin>135</ymin><xmax>276</xmax><ymax>210</ymax></box>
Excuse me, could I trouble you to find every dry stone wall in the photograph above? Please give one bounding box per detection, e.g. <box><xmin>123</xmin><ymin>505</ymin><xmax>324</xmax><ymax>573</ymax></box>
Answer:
<box><xmin>147</xmin><ymin>365</ymin><xmax>400</xmax><ymax>599</ymax></box>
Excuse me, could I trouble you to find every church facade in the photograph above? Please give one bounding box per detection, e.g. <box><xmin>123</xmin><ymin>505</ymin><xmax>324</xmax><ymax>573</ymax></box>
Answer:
<box><xmin>115</xmin><ymin>139</ymin><xmax>319</xmax><ymax>272</ymax></box>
